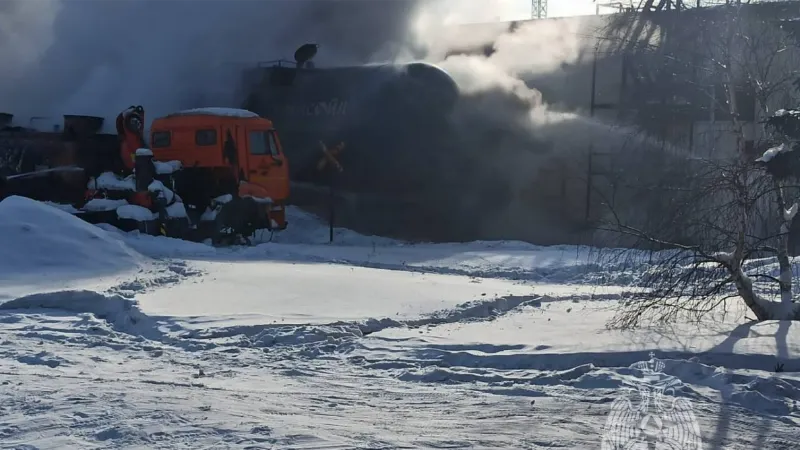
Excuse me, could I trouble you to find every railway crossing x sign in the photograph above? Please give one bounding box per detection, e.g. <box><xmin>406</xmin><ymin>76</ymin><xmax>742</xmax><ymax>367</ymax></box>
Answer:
<box><xmin>316</xmin><ymin>141</ymin><xmax>345</xmax><ymax>244</ymax></box>
<box><xmin>317</xmin><ymin>141</ymin><xmax>344</xmax><ymax>173</ymax></box>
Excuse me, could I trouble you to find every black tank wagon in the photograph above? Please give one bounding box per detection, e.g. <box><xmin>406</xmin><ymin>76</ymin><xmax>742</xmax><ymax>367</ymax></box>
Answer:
<box><xmin>237</xmin><ymin>57</ymin><xmax>491</xmax><ymax>240</ymax></box>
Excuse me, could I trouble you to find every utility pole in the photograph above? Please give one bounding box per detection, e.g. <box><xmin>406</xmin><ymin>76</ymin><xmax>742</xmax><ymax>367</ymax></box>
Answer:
<box><xmin>584</xmin><ymin>46</ymin><xmax>616</xmax><ymax>223</ymax></box>
<box><xmin>531</xmin><ymin>0</ymin><xmax>547</xmax><ymax>19</ymax></box>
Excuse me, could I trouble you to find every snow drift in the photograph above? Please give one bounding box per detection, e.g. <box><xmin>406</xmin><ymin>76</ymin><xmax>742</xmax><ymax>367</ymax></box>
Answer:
<box><xmin>0</xmin><ymin>196</ymin><xmax>147</xmax><ymax>284</ymax></box>
<box><xmin>0</xmin><ymin>290</ymin><xmax>154</xmax><ymax>337</ymax></box>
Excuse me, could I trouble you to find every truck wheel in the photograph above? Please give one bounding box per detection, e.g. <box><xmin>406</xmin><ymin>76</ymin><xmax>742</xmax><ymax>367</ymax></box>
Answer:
<box><xmin>209</xmin><ymin>196</ymin><xmax>260</xmax><ymax>246</ymax></box>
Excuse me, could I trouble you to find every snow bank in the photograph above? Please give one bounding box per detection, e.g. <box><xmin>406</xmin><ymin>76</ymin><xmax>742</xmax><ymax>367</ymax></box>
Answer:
<box><xmin>97</xmin><ymin>224</ymin><xmax>218</xmax><ymax>259</ymax></box>
<box><xmin>243</xmin><ymin>207</ymin><xmax>628</xmax><ymax>284</ymax></box>
<box><xmin>94</xmin><ymin>203</ymin><xmax>617</xmax><ymax>286</ymax></box>
<box><xmin>0</xmin><ymin>196</ymin><xmax>147</xmax><ymax>287</ymax></box>
<box><xmin>0</xmin><ymin>290</ymin><xmax>156</xmax><ymax>338</ymax></box>
<box><xmin>62</xmin><ymin>196</ymin><xmax>625</xmax><ymax>289</ymax></box>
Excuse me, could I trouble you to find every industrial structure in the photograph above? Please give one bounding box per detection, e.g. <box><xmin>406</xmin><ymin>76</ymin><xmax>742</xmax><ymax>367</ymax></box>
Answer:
<box><xmin>532</xmin><ymin>0</ymin><xmax>548</xmax><ymax>18</ymax></box>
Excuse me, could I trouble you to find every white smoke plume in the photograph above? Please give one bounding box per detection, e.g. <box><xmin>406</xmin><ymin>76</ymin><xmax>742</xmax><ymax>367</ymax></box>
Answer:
<box><xmin>407</xmin><ymin>4</ymin><xmax>690</xmax><ymax>243</ymax></box>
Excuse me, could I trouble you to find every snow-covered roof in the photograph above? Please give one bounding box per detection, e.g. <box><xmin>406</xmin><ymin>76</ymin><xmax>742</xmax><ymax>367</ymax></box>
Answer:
<box><xmin>166</xmin><ymin>107</ymin><xmax>260</xmax><ymax>119</ymax></box>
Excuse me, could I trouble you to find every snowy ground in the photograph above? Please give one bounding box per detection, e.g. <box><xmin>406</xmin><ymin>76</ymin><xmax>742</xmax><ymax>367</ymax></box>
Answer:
<box><xmin>1</xmin><ymin>196</ymin><xmax>799</xmax><ymax>449</ymax></box>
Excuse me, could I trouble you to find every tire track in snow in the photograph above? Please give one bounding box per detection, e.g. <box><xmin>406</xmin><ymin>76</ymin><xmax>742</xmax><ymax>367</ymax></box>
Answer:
<box><xmin>181</xmin><ymin>293</ymin><xmax>556</xmax><ymax>342</ymax></box>
<box><xmin>105</xmin><ymin>259</ymin><xmax>205</xmax><ymax>299</ymax></box>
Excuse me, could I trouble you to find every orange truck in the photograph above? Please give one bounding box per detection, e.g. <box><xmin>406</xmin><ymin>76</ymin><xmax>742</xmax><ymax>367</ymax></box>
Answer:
<box><xmin>146</xmin><ymin>107</ymin><xmax>290</xmax><ymax>231</ymax></box>
<box><xmin>2</xmin><ymin>105</ymin><xmax>291</xmax><ymax>245</ymax></box>
<box><xmin>91</xmin><ymin>106</ymin><xmax>291</xmax><ymax>244</ymax></box>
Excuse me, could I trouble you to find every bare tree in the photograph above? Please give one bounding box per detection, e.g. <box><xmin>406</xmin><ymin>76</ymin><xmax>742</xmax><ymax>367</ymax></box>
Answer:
<box><xmin>595</xmin><ymin>3</ymin><xmax>800</xmax><ymax>328</ymax></box>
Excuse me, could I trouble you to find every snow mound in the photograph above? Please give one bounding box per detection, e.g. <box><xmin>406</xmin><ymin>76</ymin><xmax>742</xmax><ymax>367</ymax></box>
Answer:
<box><xmin>97</xmin><ymin>224</ymin><xmax>218</xmax><ymax>258</ymax></box>
<box><xmin>0</xmin><ymin>196</ymin><xmax>147</xmax><ymax>283</ymax></box>
<box><xmin>0</xmin><ymin>290</ymin><xmax>156</xmax><ymax>338</ymax></box>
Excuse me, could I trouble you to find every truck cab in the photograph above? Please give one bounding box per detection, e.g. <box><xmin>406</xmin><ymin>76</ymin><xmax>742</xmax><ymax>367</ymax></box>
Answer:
<box><xmin>148</xmin><ymin>107</ymin><xmax>290</xmax><ymax>229</ymax></box>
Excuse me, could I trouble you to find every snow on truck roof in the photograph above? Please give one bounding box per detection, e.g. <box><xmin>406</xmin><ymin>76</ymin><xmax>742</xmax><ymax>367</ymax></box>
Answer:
<box><xmin>165</xmin><ymin>107</ymin><xmax>260</xmax><ymax>119</ymax></box>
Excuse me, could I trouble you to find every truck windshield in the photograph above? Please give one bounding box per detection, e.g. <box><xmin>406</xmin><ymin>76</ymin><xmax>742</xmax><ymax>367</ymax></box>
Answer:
<box><xmin>249</xmin><ymin>130</ymin><xmax>281</xmax><ymax>157</ymax></box>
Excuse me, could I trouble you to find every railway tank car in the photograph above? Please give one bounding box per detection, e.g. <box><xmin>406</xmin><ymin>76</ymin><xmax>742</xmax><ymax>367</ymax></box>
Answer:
<box><xmin>237</xmin><ymin>56</ymin><xmax>493</xmax><ymax>240</ymax></box>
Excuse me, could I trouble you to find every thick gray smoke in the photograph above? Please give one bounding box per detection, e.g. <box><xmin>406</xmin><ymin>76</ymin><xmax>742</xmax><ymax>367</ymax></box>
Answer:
<box><xmin>0</xmin><ymin>0</ymin><xmax>679</xmax><ymax>243</ymax></box>
<box><xmin>0</xmin><ymin>0</ymin><xmax>427</xmax><ymax>128</ymax></box>
<box><xmin>0</xmin><ymin>0</ymin><xmax>542</xmax><ymax>121</ymax></box>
